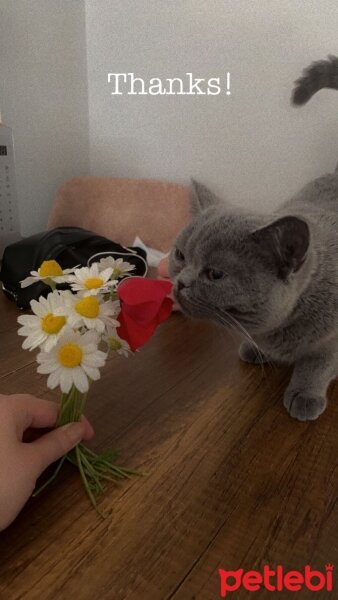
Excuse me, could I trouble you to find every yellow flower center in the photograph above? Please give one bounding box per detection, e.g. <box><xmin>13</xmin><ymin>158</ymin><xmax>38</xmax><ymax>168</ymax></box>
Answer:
<box><xmin>58</xmin><ymin>343</ymin><xmax>83</xmax><ymax>368</ymax></box>
<box><xmin>41</xmin><ymin>313</ymin><xmax>66</xmax><ymax>334</ymax></box>
<box><xmin>112</xmin><ymin>268</ymin><xmax>122</xmax><ymax>278</ymax></box>
<box><xmin>108</xmin><ymin>337</ymin><xmax>122</xmax><ymax>351</ymax></box>
<box><xmin>39</xmin><ymin>260</ymin><xmax>63</xmax><ymax>277</ymax></box>
<box><xmin>75</xmin><ymin>296</ymin><xmax>100</xmax><ymax>318</ymax></box>
<box><xmin>84</xmin><ymin>277</ymin><xmax>104</xmax><ymax>290</ymax></box>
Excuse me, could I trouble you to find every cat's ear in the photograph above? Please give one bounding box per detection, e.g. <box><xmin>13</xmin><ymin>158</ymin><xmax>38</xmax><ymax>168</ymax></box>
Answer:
<box><xmin>251</xmin><ymin>216</ymin><xmax>310</xmax><ymax>279</ymax></box>
<box><xmin>190</xmin><ymin>179</ymin><xmax>219</xmax><ymax>214</ymax></box>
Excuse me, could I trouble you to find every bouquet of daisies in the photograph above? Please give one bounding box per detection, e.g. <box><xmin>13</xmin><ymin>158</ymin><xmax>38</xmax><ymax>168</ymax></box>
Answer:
<box><xmin>17</xmin><ymin>257</ymin><xmax>173</xmax><ymax>511</ymax></box>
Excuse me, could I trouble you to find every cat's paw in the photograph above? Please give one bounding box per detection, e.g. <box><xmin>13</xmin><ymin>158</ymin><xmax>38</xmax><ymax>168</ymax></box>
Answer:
<box><xmin>283</xmin><ymin>390</ymin><xmax>327</xmax><ymax>421</ymax></box>
<box><xmin>238</xmin><ymin>341</ymin><xmax>268</xmax><ymax>365</ymax></box>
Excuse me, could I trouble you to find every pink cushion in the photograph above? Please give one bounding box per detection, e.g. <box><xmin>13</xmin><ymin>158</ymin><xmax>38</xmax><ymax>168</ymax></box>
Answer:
<box><xmin>48</xmin><ymin>176</ymin><xmax>191</xmax><ymax>253</ymax></box>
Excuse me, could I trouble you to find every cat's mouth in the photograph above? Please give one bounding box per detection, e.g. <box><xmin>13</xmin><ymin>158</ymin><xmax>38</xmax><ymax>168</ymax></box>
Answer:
<box><xmin>174</xmin><ymin>290</ymin><xmax>194</xmax><ymax>312</ymax></box>
<box><xmin>173</xmin><ymin>288</ymin><xmax>204</xmax><ymax>317</ymax></box>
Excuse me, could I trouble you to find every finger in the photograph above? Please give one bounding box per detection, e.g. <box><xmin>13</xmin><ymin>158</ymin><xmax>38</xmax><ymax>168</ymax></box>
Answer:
<box><xmin>6</xmin><ymin>394</ymin><xmax>94</xmax><ymax>442</ymax></box>
<box><xmin>80</xmin><ymin>416</ymin><xmax>95</xmax><ymax>441</ymax></box>
<box><xmin>23</xmin><ymin>415</ymin><xmax>94</xmax><ymax>443</ymax></box>
<box><xmin>9</xmin><ymin>395</ymin><xmax>59</xmax><ymax>433</ymax></box>
<box><xmin>10</xmin><ymin>395</ymin><xmax>94</xmax><ymax>435</ymax></box>
<box><xmin>29</xmin><ymin>421</ymin><xmax>87</xmax><ymax>473</ymax></box>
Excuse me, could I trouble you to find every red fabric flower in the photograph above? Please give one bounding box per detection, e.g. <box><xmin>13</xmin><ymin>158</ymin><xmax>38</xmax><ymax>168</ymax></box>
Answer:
<box><xmin>117</xmin><ymin>278</ymin><xmax>173</xmax><ymax>351</ymax></box>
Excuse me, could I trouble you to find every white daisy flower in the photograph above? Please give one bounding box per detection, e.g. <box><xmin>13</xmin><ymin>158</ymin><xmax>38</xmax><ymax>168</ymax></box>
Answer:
<box><xmin>37</xmin><ymin>327</ymin><xmax>107</xmax><ymax>393</ymax></box>
<box><xmin>17</xmin><ymin>290</ymin><xmax>71</xmax><ymax>352</ymax></box>
<box><xmin>105</xmin><ymin>326</ymin><xmax>131</xmax><ymax>357</ymax></box>
<box><xmin>63</xmin><ymin>295</ymin><xmax>120</xmax><ymax>334</ymax></box>
<box><xmin>97</xmin><ymin>256</ymin><xmax>135</xmax><ymax>279</ymax></box>
<box><xmin>21</xmin><ymin>260</ymin><xmax>75</xmax><ymax>288</ymax></box>
<box><xmin>68</xmin><ymin>264</ymin><xmax>117</xmax><ymax>296</ymax></box>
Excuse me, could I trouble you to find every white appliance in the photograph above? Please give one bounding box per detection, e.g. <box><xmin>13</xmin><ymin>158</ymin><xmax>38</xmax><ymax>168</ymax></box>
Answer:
<box><xmin>0</xmin><ymin>115</ymin><xmax>21</xmax><ymax>257</ymax></box>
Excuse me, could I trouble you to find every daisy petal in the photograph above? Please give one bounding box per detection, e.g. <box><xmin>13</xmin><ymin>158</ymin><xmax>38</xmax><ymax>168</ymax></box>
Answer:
<box><xmin>60</xmin><ymin>370</ymin><xmax>73</xmax><ymax>394</ymax></box>
<box><xmin>47</xmin><ymin>370</ymin><xmax>61</xmax><ymax>389</ymax></box>
<box><xmin>73</xmin><ymin>367</ymin><xmax>89</xmax><ymax>393</ymax></box>
<box><xmin>82</xmin><ymin>364</ymin><xmax>100</xmax><ymax>380</ymax></box>
<box><xmin>37</xmin><ymin>362</ymin><xmax>58</xmax><ymax>374</ymax></box>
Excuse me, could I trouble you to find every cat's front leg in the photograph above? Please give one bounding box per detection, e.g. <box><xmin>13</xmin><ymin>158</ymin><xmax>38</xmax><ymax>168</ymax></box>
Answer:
<box><xmin>283</xmin><ymin>351</ymin><xmax>337</xmax><ymax>421</ymax></box>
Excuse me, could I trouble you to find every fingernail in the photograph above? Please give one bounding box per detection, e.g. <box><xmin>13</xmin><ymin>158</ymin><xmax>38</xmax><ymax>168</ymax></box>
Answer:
<box><xmin>60</xmin><ymin>421</ymin><xmax>84</xmax><ymax>443</ymax></box>
<box><xmin>80</xmin><ymin>415</ymin><xmax>95</xmax><ymax>437</ymax></box>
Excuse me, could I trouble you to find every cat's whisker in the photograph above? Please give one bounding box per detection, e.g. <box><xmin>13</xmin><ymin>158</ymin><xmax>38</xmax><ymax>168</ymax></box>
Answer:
<box><xmin>217</xmin><ymin>311</ymin><xmax>271</xmax><ymax>376</ymax></box>
<box><xmin>180</xmin><ymin>296</ymin><xmax>275</xmax><ymax>374</ymax></box>
<box><xmin>185</xmin><ymin>299</ymin><xmax>241</xmax><ymax>347</ymax></box>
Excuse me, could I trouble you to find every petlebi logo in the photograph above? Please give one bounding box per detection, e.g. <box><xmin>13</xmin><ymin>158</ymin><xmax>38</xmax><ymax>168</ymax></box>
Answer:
<box><xmin>218</xmin><ymin>565</ymin><xmax>334</xmax><ymax>596</ymax></box>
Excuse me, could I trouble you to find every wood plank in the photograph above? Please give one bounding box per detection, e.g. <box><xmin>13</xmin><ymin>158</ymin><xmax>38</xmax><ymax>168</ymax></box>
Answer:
<box><xmin>0</xmin><ymin>292</ymin><xmax>22</xmax><ymax>333</ymax></box>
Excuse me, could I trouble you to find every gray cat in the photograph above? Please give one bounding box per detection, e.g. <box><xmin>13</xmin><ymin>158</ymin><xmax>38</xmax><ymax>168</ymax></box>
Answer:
<box><xmin>169</xmin><ymin>89</ymin><xmax>338</xmax><ymax>421</ymax></box>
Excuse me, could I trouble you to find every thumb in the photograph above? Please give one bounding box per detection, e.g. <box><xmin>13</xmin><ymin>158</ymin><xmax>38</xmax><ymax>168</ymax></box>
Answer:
<box><xmin>30</xmin><ymin>421</ymin><xmax>86</xmax><ymax>474</ymax></box>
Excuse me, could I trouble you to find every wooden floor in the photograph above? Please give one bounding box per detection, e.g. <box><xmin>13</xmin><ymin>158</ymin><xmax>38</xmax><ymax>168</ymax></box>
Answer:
<box><xmin>0</xmin><ymin>291</ymin><xmax>337</xmax><ymax>599</ymax></box>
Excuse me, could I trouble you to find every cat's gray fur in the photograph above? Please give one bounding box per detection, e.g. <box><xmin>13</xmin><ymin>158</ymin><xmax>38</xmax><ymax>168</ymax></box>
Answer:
<box><xmin>169</xmin><ymin>176</ymin><xmax>338</xmax><ymax>421</ymax></box>
<box><xmin>292</xmin><ymin>55</ymin><xmax>338</xmax><ymax>105</ymax></box>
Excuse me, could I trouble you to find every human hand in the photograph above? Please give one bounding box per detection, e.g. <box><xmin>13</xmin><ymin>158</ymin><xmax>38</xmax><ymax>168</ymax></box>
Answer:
<box><xmin>0</xmin><ymin>393</ymin><xmax>94</xmax><ymax>531</ymax></box>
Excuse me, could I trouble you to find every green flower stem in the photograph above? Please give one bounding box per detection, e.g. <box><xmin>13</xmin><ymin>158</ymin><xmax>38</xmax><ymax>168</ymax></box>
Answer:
<box><xmin>33</xmin><ymin>385</ymin><xmax>141</xmax><ymax>513</ymax></box>
<box><xmin>57</xmin><ymin>386</ymin><xmax>88</xmax><ymax>427</ymax></box>
<box><xmin>83</xmin><ymin>446</ymin><xmax>141</xmax><ymax>476</ymax></box>
<box><xmin>32</xmin><ymin>455</ymin><xmax>67</xmax><ymax>497</ymax></box>
<box><xmin>75</xmin><ymin>445</ymin><xmax>100</xmax><ymax>512</ymax></box>
<box><xmin>110</xmin><ymin>290</ymin><xmax>118</xmax><ymax>301</ymax></box>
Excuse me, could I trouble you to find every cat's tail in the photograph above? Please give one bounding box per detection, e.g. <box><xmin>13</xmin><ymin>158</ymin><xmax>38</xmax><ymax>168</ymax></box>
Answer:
<box><xmin>292</xmin><ymin>55</ymin><xmax>338</xmax><ymax>106</ymax></box>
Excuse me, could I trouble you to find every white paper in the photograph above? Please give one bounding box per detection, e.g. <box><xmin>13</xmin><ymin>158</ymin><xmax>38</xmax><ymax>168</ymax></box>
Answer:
<box><xmin>133</xmin><ymin>236</ymin><xmax>169</xmax><ymax>268</ymax></box>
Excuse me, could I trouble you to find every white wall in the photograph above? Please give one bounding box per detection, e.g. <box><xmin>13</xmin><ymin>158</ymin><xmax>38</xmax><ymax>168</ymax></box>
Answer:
<box><xmin>86</xmin><ymin>0</ymin><xmax>338</xmax><ymax>212</ymax></box>
<box><xmin>0</xmin><ymin>0</ymin><xmax>90</xmax><ymax>236</ymax></box>
<box><xmin>2</xmin><ymin>0</ymin><xmax>338</xmax><ymax>237</ymax></box>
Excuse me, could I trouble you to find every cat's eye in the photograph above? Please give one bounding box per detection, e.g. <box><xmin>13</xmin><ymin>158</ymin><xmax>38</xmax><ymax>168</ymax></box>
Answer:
<box><xmin>175</xmin><ymin>247</ymin><xmax>185</xmax><ymax>261</ymax></box>
<box><xmin>205</xmin><ymin>268</ymin><xmax>225</xmax><ymax>281</ymax></box>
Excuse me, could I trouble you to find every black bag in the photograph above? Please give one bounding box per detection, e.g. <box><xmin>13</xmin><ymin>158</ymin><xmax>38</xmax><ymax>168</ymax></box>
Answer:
<box><xmin>0</xmin><ymin>227</ymin><xmax>148</xmax><ymax>309</ymax></box>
